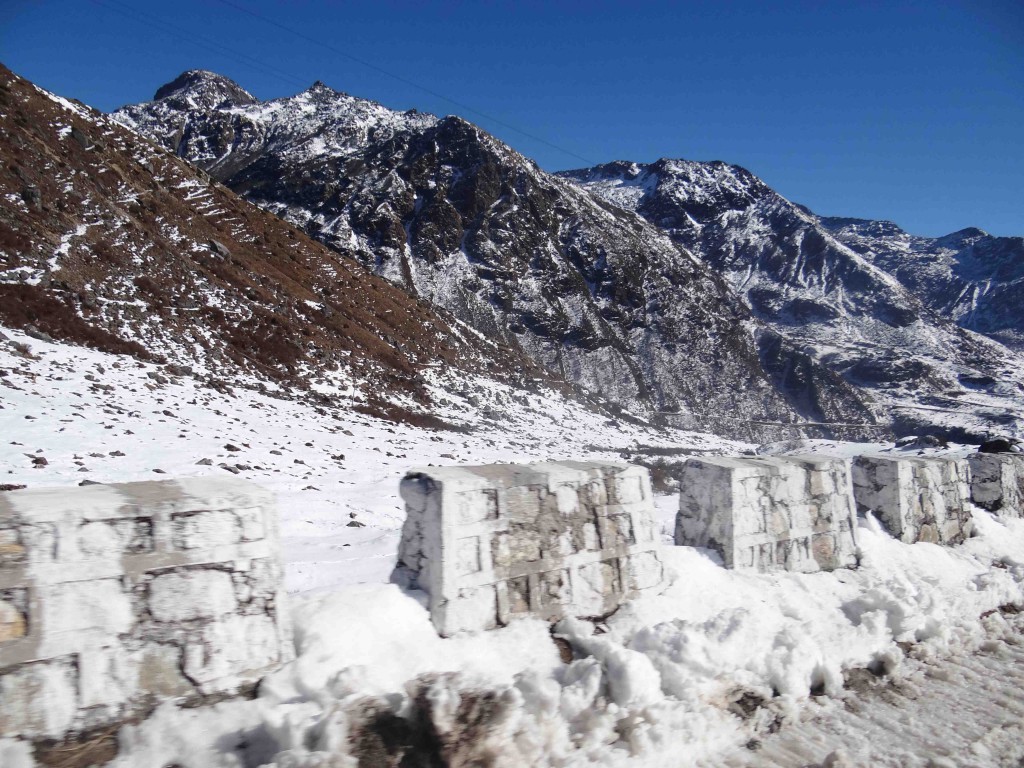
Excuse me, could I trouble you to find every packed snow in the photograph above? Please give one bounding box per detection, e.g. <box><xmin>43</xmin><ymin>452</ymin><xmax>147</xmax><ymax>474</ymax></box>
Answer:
<box><xmin>1</xmin><ymin>329</ymin><xmax>1022</xmax><ymax>767</ymax></box>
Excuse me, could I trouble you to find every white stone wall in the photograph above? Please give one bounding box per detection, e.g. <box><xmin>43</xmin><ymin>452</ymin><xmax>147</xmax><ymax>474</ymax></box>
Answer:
<box><xmin>0</xmin><ymin>477</ymin><xmax>293</xmax><ymax>739</ymax></box>
<box><xmin>674</xmin><ymin>455</ymin><xmax>859</xmax><ymax>572</ymax></box>
<box><xmin>851</xmin><ymin>456</ymin><xmax>973</xmax><ymax>544</ymax></box>
<box><xmin>393</xmin><ymin>462</ymin><xmax>666</xmax><ymax>636</ymax></box>
<box><xmin>969</xmin><ymin>453</ymin><xmax>1024</xmax><ymax>519</ymax></box>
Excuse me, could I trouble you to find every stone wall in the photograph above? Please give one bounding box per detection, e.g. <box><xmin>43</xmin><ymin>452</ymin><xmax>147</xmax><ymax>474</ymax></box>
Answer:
<box><xmin>393</xmin><ymin>462</ymin><xmax>666</xmax><ymax>636</ymax></box>
<box><xmin>969</xmin><ymin>453</ymin><xmax>1024</xmax><ymax>519</ymax></box>
<box><xmin>674</xmin><ymin>455</ymin><xmax>859</xmax><ymax>572</ymax></box>
<box><xmin>0</xmin><ymin>477</ymin><xmax>293</xmax><ymax>740</ymax></box>
<box><xmin>851</xmin><ymin>456</ymin><xmax>973</xmax><ymax>544</ymax></box>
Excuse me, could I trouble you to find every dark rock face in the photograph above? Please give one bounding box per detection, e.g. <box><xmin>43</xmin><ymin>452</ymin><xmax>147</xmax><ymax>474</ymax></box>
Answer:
<box><xmin>150</xmin><ymin>70</ymin><xmax>257</xmax><ymax>109</ymax></box>
<box><xmin>113</xmin><ymin>73</ymin><xmax>861</xmax><ymax>437</ymax></box>
<box><xmin>979</xmin><ymin>437</ymin><xmax>1023</xmax><ymax>454</ymax></box>
<box><xmin>563</xmin><ymin>160</ymin><xmax>1024</xmax><ymax>439</ymax></box>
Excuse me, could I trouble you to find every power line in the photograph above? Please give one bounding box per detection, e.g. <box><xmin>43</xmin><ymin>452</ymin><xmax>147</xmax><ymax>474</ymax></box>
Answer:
<box><xmin>212</xmin><ymin>0</ymin><xmax>597</xmax><ymax>167</ymax></box>
<box><xmin>90</xmin><ymin>0</ymin><xmax>316</xmax><ymax>94</ymax></box>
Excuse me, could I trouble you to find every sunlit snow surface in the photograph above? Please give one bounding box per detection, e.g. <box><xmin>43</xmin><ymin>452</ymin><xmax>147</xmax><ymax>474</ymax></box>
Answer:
<box><xmin>1</xmin><ymin>329</ymin><xmax>1022</xmax><ymax>768</ymax></box>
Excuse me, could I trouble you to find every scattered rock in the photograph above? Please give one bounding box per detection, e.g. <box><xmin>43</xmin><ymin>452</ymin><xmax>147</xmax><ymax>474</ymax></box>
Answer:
<box><xmin>979</xmin><ymin>437</ymin><xmax>1023</xmax><ymax>454</ymax></box>
<box><xmin>196</xmin><ymin>458</ymin><xmax>213</xmax><ymax>466</ymax></box>
<box><xmin>896</xmin><ymin>434</ymin><xmax>948</xmax><ymax>450</ymax></box>
<box><xmin>224</xmin><ymin>444</ymin><xmax>241</xmax><ymax>452</ymax></box>
<box><xmin>208</xmin><ymin>239</ymin><xmax>231</xmax><ymax>259</ymax></box>
<box><xmin>30</xmin><ymin>456</ymin><xmax>47</xmax><ymax>467</ymax></box>
<box><xmin>23</xmin><ymin>325</ymin><xmax>53</xmax><ymax>343</ymax></box>
<box><xmin>70</xmin><ymin>126</ymin><xmax>94</xmax><ymax>149</ymax></box>
<box><xmin>346</xmin><ymin>520</ymin><xmax>366</xmax><ymax>528</ymax></box>
<box><xmin>146</xmin><ymin>371</ymin><xmax>168</xmax><ymax>384</ymax></box>
<box><xmin>0</xmin><ymin>484</ymin><xmax>27</xmax><ymax>492</ymax></box>
<box><xmin>79</xmin><ymin>479</ymin><xmax>101</xmax><ymax>486</ymax></box>
<box><xmin>21</xmin><ymin>184</ymin><xmax>42</xmax><ymax>211</ymax></box>
<box><xmin>152</xmin><ymin>468</ymin><xmax>166</xmax><ymax>474</ymax></box>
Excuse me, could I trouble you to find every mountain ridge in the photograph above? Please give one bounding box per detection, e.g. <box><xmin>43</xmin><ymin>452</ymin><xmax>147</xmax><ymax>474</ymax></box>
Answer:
<box><xmin>113</xmin><ymin>69</ymin><xmax>869</xmax><ymax>440</ymax></box>
<box><xmin>110</xmin><ymin>70</ymin><xmax>1022</xmax><ymax>440</ymax></box>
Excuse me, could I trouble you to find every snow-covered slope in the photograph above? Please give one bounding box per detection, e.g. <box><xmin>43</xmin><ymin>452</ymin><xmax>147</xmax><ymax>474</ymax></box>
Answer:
<box><xmin>2</xmin><ymin>328</ymin><xmax>1022</xmax><ymax>768</ymax></box>
<box><xmin>113</xmin><ymin>72</ymin><xmax>879</xmax><ymax>440</ymax></box>
<box><xmin>820</xmin><ymin>217</ymin><xmax>1024</xmax><ymax>352</ymax></box>
<box><xmin>562</xmin><ymin>160</ymin><xmax>1024</xmax><ymax>441</ymax></box>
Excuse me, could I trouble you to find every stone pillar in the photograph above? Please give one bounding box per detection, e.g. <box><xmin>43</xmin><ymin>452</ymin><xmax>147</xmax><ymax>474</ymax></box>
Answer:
<box><xmin>674</xmin><ymin>455</ymin><xmax>859</xmax><ymax>572</ymax></box>
<box><xmin>968</xmin><ymin>453</ymin><xmax>1024</xmax><ymax>518</ymax></box>
<box><xmin>851</xmin><ymin>455</ymin><xmax>972</xmax><ymax>544</ymax></box>
<box><xmin>0</xmin><ymin>477</ymin><xmax>293</xmax><ymax>739</ymax></box>
<box><xmin>393</xmin><ymin>462</ymin><xmax>666</xmax><ymax>636</ymax></box>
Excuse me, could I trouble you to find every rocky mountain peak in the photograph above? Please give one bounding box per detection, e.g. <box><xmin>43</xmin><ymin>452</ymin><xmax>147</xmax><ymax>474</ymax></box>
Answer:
<box><xmin>937</xmin><ymin>227</ymin><xmax>988</xmax><ymax>246</ymax></box>
<box><xmin>150</xmin><ymin>69</ymin><xmax>256</xmax><ymax>110</ymax></box>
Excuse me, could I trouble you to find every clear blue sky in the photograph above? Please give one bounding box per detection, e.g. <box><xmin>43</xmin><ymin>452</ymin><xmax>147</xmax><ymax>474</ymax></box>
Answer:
<box><xmin>2</xmin><ymin>0</ymin><xmax>1021</xmax><ymax>237</ymax></box>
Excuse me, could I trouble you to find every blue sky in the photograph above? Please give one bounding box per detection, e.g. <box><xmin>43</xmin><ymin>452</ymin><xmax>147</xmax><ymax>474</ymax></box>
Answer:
<box><xmin>2</xmin><ymin>0</ymin><xmax>1021</xmax><ymax>237</ymax></box>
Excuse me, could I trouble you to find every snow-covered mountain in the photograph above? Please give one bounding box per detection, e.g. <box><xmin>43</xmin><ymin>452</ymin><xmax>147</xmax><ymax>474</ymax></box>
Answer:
<box><xmin>0</xmin><ymin>64</ymin><xmax>570</xmax><ymax>427</ymax></box>
<box><xmin>114</xmin><ymin>71</ymin><xmax>883</xmax><ymax>440</ymax></box>
<box><xmin>4</xmin><ymin>66</ymin><xmax>1024</xmax><ymax>768</ymax></box>
<box><xmin>562</xmin><ymin>160</ymin><xmax>1024</xmax><ymax>440</ymax></box>
<box><xmin>819</xmin><ymin>217</ymin><xmax>1024</xmax><ymax>352</ymax></box>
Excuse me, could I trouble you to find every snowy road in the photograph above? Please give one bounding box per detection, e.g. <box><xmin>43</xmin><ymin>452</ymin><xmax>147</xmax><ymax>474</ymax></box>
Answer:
<box><xmin>722</xmin><ymin>613</ymin><xmax>1024</xmax><ymax>768</ymax></box>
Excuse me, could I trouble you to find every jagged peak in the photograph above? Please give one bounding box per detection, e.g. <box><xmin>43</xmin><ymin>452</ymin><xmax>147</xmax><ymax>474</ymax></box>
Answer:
<box><xmin>940</xmin><ymin>226</ymin><xmax>988</xmax><ymax>242</ymax></box>
<box><xmin>152</xmin><ymin>70</ymin><xmax>256</xmax><ymax>107</ymax></box>
<box><xmin>301</xmin><ymin>79</ymin><xmax>342</xmax><ymax>97</ymax></box>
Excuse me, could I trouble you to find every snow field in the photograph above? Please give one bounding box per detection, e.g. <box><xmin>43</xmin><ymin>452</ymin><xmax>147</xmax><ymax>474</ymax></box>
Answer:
<box><xmin>2</xmin><ymin>329</ymin><xmax>1023</xmax><ymax>766</ymax></box>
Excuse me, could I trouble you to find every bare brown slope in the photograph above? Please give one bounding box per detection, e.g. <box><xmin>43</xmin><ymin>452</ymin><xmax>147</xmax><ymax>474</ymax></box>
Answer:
<box><xmin>0</xmin><ymin>64</ymin><xmax>563</xmax><ymax>420</ymax></box>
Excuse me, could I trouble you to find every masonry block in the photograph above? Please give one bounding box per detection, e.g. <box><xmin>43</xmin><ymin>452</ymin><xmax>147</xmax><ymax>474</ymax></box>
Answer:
<box><xmin>675</xmin><ymin>455</ymin><xmax>859</xmax><ymax>572</ymax></box>
<box><xmin>969</xmin><ymin>453</ymin><xmax>1024</xmax><ymax>518</ymax></box>
<box><xmin>0</xmin><ymin>477</ymin><xmax>293</xmax><ymax>739</ymax></box>
<box><xmin>852</xmin><ymin>455</ymin><xmax>972</xmax><ymax>544</ymax></box>
<box><xmin>393</xmin><ymin>462</ymin><xmax>666</xmax><ymax>636</ymax></box>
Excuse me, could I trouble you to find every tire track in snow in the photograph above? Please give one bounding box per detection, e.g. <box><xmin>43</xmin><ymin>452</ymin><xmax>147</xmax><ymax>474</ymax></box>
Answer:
<box><xmin>722</xmin><ymin>616</ymin><xmax>1024</xmax><ymax>767</ymax></box>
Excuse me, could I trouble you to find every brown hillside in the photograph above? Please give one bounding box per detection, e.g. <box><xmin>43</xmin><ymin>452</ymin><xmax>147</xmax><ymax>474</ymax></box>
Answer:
<box><xmin>0</xmin><ymin>64</ymin><xmax>564</xmax><ymax>420</ymax></box>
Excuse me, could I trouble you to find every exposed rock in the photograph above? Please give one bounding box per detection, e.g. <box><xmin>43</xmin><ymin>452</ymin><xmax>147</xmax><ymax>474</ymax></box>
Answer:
<box><xmin>70</xmin><ymin>126</ymin><xmax>93</xmax><ymax>150</ymax></box>
<box><xmin>23</xmin><ymin>325</ymin><xmax>53</xmax><ymax>342</ymax></box>
<box><xmin>20</xmin><ymin>184</ymin><xmax>41</xmax><ymax>211</ymax></box>
<box><xmin>979</xmin><ymin>437</ymin><xmax>1023</xmax><ymax>454</ymax></box>
<box><xmin>208</xmin><ymin>239</ymin><xmax>231</xmax><ymax>259</ymax></box>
